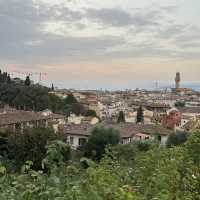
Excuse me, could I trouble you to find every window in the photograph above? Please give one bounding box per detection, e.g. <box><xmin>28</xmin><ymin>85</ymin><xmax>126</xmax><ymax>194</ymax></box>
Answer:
<box><xmin>70</xmin><ymin>137</ymin><xmax>74</xmax><ymax>145</ymax></box>
<box><xmin>78</xmin><ymin>138</ymin><xmax>87</xmax><ymax>147</ymax></box>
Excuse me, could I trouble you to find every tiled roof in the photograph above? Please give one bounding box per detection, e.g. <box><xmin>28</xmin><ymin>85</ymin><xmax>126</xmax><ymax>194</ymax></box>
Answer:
<box><xmin>64</xmin><ymin>123</ymin><xmax>92</xmax><ymax>136</ymax></box>
<box><xmin>64</xmin><ymin>122</ymin><xmax>173</xmax><ymax>139</ymax></box>
<box><xmin>0</xmin><ymin>111</ymin><xmax>64</xmax><ymax>126</ymax></box>
<box><xmin>102</xmin><ymin>123</ymin><xmax>173</xmax><ymax>138</ymax></box>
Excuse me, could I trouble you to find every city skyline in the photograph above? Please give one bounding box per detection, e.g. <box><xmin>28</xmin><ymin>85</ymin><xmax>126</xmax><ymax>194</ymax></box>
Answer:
<box><xmin>1</xmin><ymin>0</ymin><xmax>200</xmax><ymax>89</ymax></box>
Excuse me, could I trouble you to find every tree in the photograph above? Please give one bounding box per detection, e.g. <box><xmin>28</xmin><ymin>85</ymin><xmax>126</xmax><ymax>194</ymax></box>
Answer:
<box><xmin>175</xmin><ymin>101</ymin><xmax>185</xmax><ymax>107</ymax></box>
<box><xmin>85</xmin><ymin>126</ymin><xmax>120</xmax><ymax>161</ymax></box>
<box><xmin>48</xmin><ymin>94</ymin><xmax>63</xmax><ymax>113</ymax></box>
<box><xmin>42</xmin><ymin>140</ymin><xmax>71</xmax><ymax>170</ymax></box>
<box><xmin>8</xmin><ymin>127</ymin><xmax>58</xmax><ymax>170</ymax></box>
<box><xmin>117</xmin><ymin>111</ymin><xmax>125</xmax><ymax>123</ymax></box>
<box><xmin>6</xmin><ymin>75</ymin><xmax>11</xmax><ymax>84</ymax></box>
<box><xmin>64</xmin><ymin>93</ymin><xmax>77</xmax><ymax>104</ymax></box>
<box><xmin>136</xmin><ymin>106</ymin><xmax>144</xmax><ymax>124</ymax></box>
<box><xmin>85</xmin><ymin>109</ymin><xmax>97</xmax><ymax>117</ymax></box>
<box><xmin>185</xmin><ymin>131</ymin><xmax>200</xmax><ymax>165</ymax></box>
<box><xmin>0</xmin><ymin>129</ymin><xmax>9</xmax><ymax>158</ymax></box>
<box><xmin>166</xmin><ymin>131</ymin><xmax>188</xmax><ymax>148</ymax></box>
<box><xmin>51</xmin><ymin>83</ymin><xmax>54</xmax><ymax>91</ymax></box>
<box><xmin>24</xmin><ymin>76</ymin><xmax>31</xmax><ymax>86</ymax></box>
<box><xmin>71</xmin><ymin>103</ymin><xmax>85</xmax><ymax>116</ymax></box>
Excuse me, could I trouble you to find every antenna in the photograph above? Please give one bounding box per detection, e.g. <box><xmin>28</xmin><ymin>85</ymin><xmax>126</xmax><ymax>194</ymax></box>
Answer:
<box><xmin>12</xmin><ymin>71</ymin><xmax>47</xmax><ymax>83</ymax></box>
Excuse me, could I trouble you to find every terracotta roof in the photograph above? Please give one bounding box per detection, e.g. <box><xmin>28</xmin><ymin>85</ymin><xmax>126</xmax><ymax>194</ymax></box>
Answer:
<box><xmin>102</xmin><ymin>123</ymin><xmax>173</xmax><ymax>138</ymax></box>
<box><xmin>64</xmin><ymin>122</ymin><xmax>173</xmax><ymax>139</ymax></box>
<box><xmin>64</xmin><ymin>123</ymin><xmax>92</xmax><ymax>136</ymax></box>
<box><xmin>0</xmin><ymin>111</ymin><xmax>64</xmax><ymax>126</ymax></box>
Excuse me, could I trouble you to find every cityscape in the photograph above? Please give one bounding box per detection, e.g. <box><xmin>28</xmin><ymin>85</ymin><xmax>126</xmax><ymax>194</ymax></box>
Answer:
<box><xmin>0</xmin><ymin>0</ymin><xmax>200</xmax><ymax>199</ymax></box>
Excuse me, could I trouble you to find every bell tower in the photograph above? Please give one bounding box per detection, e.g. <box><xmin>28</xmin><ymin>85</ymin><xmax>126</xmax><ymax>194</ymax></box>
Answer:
<box><xmin>175</xmin><ymin>72</ymin><xmax>180</xmax><ymax>89</ymax></box>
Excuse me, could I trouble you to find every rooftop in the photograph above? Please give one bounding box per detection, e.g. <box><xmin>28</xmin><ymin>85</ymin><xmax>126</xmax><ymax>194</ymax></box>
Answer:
<box><xmin>0</xmin><ymin>110</ymin><xmax>64</xmax><ymax>126</ymax></box>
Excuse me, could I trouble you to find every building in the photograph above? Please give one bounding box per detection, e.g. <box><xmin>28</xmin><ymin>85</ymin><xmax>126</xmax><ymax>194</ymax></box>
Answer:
<box><xmin>63</xmin><ymin>122</ymin><xmax>173</xmax><ymax>149</ymax></box>
<box><xmin>144</xmin><ymin>103</ymin><xmax>171</xmax><ymax>113</ymax></box>
<box><xmin>67</xmin><ymin>113</ymin><xmax>99</xmax><ymax>125</ymax></box>
<box><xmin>161</xmin><ymin>108</ymin><xmax>182</xmax><ymax>130</ymax></box>
<box><xmin>0</xmin><ymin>109</ymin><xmax>66</xmax><ymax>133</ymax></box>
<box><xmin>175</xmin><ymin>72</ymin><xmax>181</xmax><ymax>89</ymax></box>
<box><xmin>171</xmin><ymin>72</ymin><xmax>193</xmax><ymax>95</ymax></box>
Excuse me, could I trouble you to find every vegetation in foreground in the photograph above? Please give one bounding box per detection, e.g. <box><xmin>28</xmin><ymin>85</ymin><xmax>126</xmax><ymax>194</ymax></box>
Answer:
<box><xmin>0</xmin><ymin>126</ymin><xmax>199</xmax><ymax>200</ymax></box>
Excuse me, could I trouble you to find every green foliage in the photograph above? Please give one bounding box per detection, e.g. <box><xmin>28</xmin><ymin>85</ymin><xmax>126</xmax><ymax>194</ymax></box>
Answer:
<box><xmin>8</xmin><ymin>127</ymin><xmax>59</xmax><ymax>171</ymax></box>
<box><xmin>0</xmin><ymin>70</ymin><xmax>86</xmax><ymax>115</ymax></box>
<box><xmin>51</xmin><ymin>83</ymin><xmax>54</xmax><ymax>91</ymax></box>
<box><xmin>24</xmin><ymin>76</ymin><xmax>31</xmax><ymax>86</ymax></box>
<box><xmin>0</xmin><ymin>129</ymin><xmax>9</xmax><ymax>158</ymax></box>
<box><xmin>117</xmin><ymin>111</ymin><xmax>125</xmax><ymax>123</ymax></box>
<box><xmin>133</xmin><ymin>132</ymin><xmax>200</xmax><ymax>199</ymax></box>
<box><xmin>0</xmin><ymin>126</ymin><xmax>199</xmax><ymax>199</ymax></box>
<box><xmin>110</xmin><ymin>144</ymin><xmax>137</xmax><ymax>165</ymax></box>
<box><xmin>64</xmin><ymin>93</ymin><xmax>77</xmax><ymax>104</ymax></box>
<box><xmin>85</xmin><ymin>109</ymin><xmax>97</xmax><ymax>117</ymax></box>
<box><xmin>135</xmin><ymin>140</ymin><xmax>153</xmax><ymax>152</ymax></box>
<box><xmin>175</xmin><ymin>101</ymin><xmax>185</xmax><ymax>107</ymax></box>
<box><xmin>62</xmin><ymin>94</ymin><xmax>86</xmax><ymax>116</ymax></box>
<box><xmin>0</xmin><ymin>71</ymin><xmax>12</xmax><ymax>84</ymax></box>
<box><xmin>185</xmin><ymin>131</ymin><xmax>200</xmax><ymax>165</ymax></box>
<box><xmin>136</xmin><ymin>106</ymin><xmax>144</xmax><ymax>124</ymax></box>
<box><xmin>48</xmin><ymin>94</ymin><xmax>63</xmax><ymax>113</ymax></box>
<box><xmin>85</xmin><ymin>126</ymin><xmax>120</xmax><ymax>161</ymax></box>
<box><xmin>0</xmin><ymin>82</ymin><xmax>50</xmax><ymax>111</ymax></box>
<box><xmin>166</xmin><ymin>131</ymin><xmax>188</xmax><ymax>147</ymax></box>
<box><xmin>42</xmin><ymin>140</ymin><xmax>71</xmax><ymax>170</ymax></box>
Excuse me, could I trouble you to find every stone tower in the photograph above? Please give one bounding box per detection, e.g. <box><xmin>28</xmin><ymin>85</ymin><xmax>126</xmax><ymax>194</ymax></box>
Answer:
<box><xmin>175</xmin><ymin>72</ymin><xmax>181</xmax><ymax>89</ymax></box>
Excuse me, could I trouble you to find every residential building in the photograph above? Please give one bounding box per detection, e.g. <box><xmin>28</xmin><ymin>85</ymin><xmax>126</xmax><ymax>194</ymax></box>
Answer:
<box><xmin>0</xmin><ymin>109</ymin><xmax>66</xmax><ymax>133</ymax></box>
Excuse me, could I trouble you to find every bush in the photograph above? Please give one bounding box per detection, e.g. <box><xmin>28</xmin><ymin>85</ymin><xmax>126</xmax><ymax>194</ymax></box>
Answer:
<box><xmin>8</xmin><ymin>127</ymin><xmax>59</xmax><ymax>171</ymax></box>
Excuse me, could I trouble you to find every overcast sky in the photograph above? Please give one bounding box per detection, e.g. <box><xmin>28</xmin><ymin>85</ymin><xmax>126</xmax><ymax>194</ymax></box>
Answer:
<box><xmin>1</xmin><ymin>0</ymin><xmax>200</xmax><ymax>89</ymax></box>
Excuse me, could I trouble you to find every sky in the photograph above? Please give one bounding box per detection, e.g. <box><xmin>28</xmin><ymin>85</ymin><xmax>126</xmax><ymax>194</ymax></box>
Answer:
<box><xmin>1</xmin><ymin>0</ymin><xmax>200</xmax><ymax>90</ymax></box>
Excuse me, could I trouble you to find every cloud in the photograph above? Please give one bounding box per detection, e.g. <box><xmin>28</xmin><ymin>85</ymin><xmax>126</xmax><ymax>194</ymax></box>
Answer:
<box><xmin>86</xmin><ymin>8</ymin><xmax>161</xmax><ymax>27</ymax></box>
<box><xmin>0</xmin><ymin>0</ymin><xmax>200</xmax><ymax>74</ymax></box>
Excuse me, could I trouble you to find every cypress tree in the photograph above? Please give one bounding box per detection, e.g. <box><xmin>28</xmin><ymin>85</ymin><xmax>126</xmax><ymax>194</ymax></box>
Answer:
<box><xmin>136</xmin><ymin>106</ymin><xmax>144</xmax><ymax>124</ymax></box>
<box><xmin>25</xmin><ymin>76</ymin><xmax>31</xmax><ymax>86</ymax></box>
<box><xmin>117</xmin><ymin>111</ymin><xmax>125</xmax><ymax>123</ymax></box>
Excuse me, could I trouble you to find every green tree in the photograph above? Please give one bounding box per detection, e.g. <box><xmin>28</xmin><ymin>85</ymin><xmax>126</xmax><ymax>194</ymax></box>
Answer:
<box><xmin>48</xmin><ymin>94</ymin><xmax>63</xmax><ymax>113</ymax></box>
<box><xmin>8</xmin><ymin>127</ymin><xmax>58</xmax><ymax>170</ymax></box>
<box><xmin>71</xmin><ymin>103</ymin><xmax>85</xmax><ymax>116</ymax></box>
<box><xmin>24</xmin><ymin>76</ymin><xmax>31</xmax><ymax>86</ymax></box>
<box><xmin>117</xmin><ymin>111</ymin><xmax>125</xmax><ymax>123</ymax></box>
<box><xmin>175</xmin><ymin>101</ymin><xmax>185</xmax><ymax>107</ymax></box>
<box><xmin>64</xmin><ymin>93</ymin><xmax>77</xmax><ymax>104</ymax></box>
<box><xmin>85</xmin><ymin>126</ymin><xmax>120</xmax><ymax>161</ymax></box>
<box><xmin>0</xmin><ymin>129</ymin><xmax>9</xmax><ymax>158</ymax></box>
<box><xmin>85</xmin><ymin>109</ymin><xmax>97</xmax><ymax>117</ymax></box>
<box><xmin>51</xmin><ymin>83</ymin><xmax>54</xmax><ymax>91</ymax></box>
<box><xmin>166</xmin><ymin>131</ymin><xmax>188</xmax><ymax>148</ymax></box>
<box><xmin>42</xmin><ymin>140</ymin><xmax>71</xmax><ymax>170</ymax></box>
<box><xmin>136</xmin><ymin>106</ymin><xmax>144</xmax><ymax>124</ymax></box>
